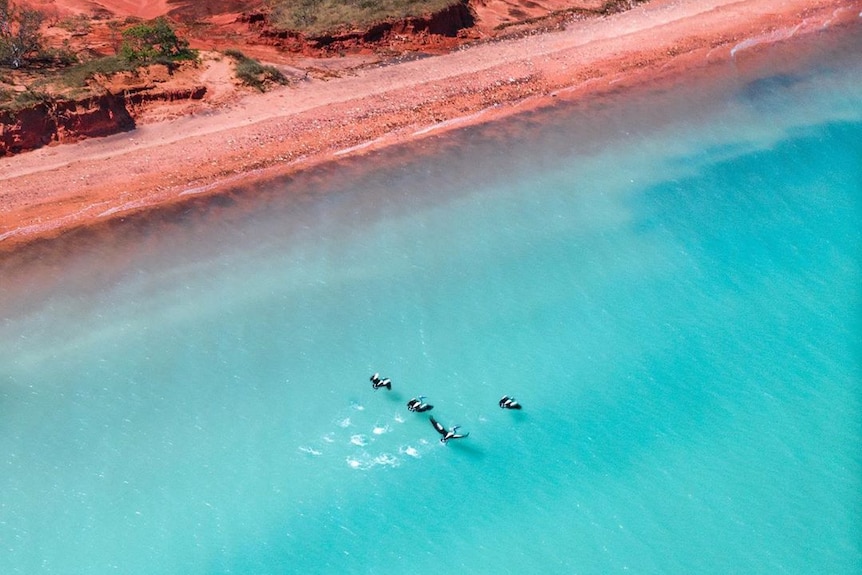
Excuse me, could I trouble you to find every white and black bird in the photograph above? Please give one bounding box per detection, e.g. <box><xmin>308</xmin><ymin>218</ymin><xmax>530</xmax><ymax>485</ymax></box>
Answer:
<box><xmin>429</xmin><ymin>416</ymin><xmax>469</xmax><ymax>443</ymax></box>
<box><xmin>499</xmin><ymin>395</ymin><xmax>522</xmax><ymax>410</ymax></box>
<box><xmin>407</xmin><ymin>396</ymin><xmax>434</xmax><ymax>412</ymax></box>
<box><xmin>370</xmin><ymin>372</ymin><xmax>391</xmax><ymax>390</ymax></box>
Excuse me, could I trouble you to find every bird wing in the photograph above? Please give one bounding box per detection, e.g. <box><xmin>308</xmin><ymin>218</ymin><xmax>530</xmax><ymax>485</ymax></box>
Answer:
<box><xmin>429</xmin><ymin>416</ymin><xmax>447</xmax><ymax>436</ymax></box>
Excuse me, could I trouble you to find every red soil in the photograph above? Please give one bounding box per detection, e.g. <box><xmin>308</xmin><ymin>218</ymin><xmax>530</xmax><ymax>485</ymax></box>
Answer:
<box><xmin>1</xmin><ymin>0</ymin><xmax>860</xmax><ymax>253</ymax></box>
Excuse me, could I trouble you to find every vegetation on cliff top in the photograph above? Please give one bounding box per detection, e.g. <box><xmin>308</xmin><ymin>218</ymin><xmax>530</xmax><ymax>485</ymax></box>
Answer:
<box><xmin>0</xmin><ymin>0</ymin><xmax>44</xmax><ymax>69</ymax></box>
<box><xmin>267</xmin><ymin>0</ymin><xmax>462</xmax><ymax>35</ymax></box>
<box><xmin>224</xmin><ymin>49</ymin><xmax>288</xmax><ymax>91</ymax></box>
<box><xmin>1</xmin><ymin>13</ymin><xmax>203</xmax><ymax>111</ymax></box>
<box><xmin>118</xmin><ymin>18</ymin><xmax>196</xmax><ymax>64</ymax></box>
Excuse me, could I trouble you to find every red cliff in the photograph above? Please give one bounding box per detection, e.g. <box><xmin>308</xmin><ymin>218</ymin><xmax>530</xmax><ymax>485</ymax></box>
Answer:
<box><xmin>1</xmin><ymin>87</ymin><xmax>207</xmax><ymax>156</ymax></box>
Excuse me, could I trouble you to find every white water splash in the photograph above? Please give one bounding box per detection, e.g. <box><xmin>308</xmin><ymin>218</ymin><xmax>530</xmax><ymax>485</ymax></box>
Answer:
<box><xmin>373</xmin><ymin>453</ymin><xmax>399</xmax><ymax>467</ymax></box>
<box><xmin>400</xmin><ymin>446</ymin><xmax>421</xmax><ymax>458</ymax></box>
<box><xmin>730</xmin><ymin>24</ymin><xmax>803</xmax><ymax>59</ymax></box>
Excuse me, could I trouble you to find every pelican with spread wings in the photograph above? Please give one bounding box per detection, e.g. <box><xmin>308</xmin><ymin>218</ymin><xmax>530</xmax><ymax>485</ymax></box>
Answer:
<box><xmin>429</xmin><ymin>416</ymin><xmax>469</xmax><ymax>443</ymax></box>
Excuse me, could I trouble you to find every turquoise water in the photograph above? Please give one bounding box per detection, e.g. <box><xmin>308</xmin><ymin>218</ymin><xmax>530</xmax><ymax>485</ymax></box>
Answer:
<box><xmin>2</xmin><ymin>29</ymin><xmax>861</xmax><ymax>575</ymax></box>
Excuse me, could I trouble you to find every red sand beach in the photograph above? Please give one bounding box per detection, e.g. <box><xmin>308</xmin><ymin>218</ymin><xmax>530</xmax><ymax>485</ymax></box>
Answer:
<box><xmin>1</xmin><ymin>0</ymin><xmax>859</xmax><ymax>254</ymax></box>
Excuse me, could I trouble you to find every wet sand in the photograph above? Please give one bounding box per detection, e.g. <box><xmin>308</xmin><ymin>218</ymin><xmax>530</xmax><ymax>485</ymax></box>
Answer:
<box><xmin>1</xmin><ymin>0</ymin><xmax>859</xmax><ymax>255</ymax></box>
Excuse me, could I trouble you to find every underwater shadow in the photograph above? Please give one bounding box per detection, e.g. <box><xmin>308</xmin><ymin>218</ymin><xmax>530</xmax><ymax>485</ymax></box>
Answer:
<box><xmin>379</xmin><ymin>390</ymin><xmax>406</xmax><ymax>403</ymax></box>
<box><xmin>502</xmin><ymin>410</ymin><xmax>528</xmax><ymax>423</ymax></box>
<box><xmin>446</xmin><ymin>439</ymin><xmax>485</xmax><ymax>460</ymax></box>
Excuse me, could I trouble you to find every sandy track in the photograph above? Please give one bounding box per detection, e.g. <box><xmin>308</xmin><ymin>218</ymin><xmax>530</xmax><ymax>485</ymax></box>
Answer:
<box><xmin>1</xmin><ymin>0</ymin><xmax>859</xmax><ymax>251</ymax></box>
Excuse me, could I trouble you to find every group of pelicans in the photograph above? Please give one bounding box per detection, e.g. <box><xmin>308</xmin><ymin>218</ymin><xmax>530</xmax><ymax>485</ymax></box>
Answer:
<box><xmin>370</xmin><ymin>372</ymin><xmax>522</xmax><ymax>444</ymax></box>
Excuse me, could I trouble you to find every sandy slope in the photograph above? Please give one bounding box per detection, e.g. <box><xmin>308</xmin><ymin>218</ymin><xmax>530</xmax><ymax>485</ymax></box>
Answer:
<box><xmin>1</xmin><ymin>0</ymin><xmax>859</xmax><ymax>252</ymax></box>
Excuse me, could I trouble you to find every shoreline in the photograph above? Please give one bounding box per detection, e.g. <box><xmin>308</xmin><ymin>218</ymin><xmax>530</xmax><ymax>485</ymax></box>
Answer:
<box><xmin>1</xmin><ymin>0</ymin><xmax>859</xmax><ymax>256</ymax></box>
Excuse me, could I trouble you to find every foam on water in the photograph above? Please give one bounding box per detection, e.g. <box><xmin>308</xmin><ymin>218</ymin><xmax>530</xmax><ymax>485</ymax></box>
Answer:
<box><xmin>1</xmin><ymin>28</ymin><xmax>861</xmax><ymax>575</ymax></box>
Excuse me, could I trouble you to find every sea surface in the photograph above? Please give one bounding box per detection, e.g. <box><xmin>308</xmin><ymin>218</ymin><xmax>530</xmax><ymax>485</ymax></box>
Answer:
<box><xmin>1</xmin><ymin>25</ymin><xmax>860</xmax><ymax>575</ymax></box>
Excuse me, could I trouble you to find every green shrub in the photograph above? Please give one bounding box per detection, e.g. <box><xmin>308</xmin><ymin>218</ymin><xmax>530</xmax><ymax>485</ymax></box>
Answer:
<box><xmin>0</xmin><ymin>0</ymin><xmax>45</xmax><ymax>68</ymax></box>
<box><xmin>119</xmin><ymin>17</ymin><xmax>196</xmax><ymax>63</ymax></box>
<box><xmin>31</xmin><ymin>45</ymin><xmax>79</xmax><ymax>67</ymax></box>
<box><xmin>223</xmin><ymin>49</ymin><xmax>245</xmax><ymax>60</ymax></box>
<box><xmin>225</xmin><ymin>50</ymin><xmax>287</xmax><ymax>92</ymax></box>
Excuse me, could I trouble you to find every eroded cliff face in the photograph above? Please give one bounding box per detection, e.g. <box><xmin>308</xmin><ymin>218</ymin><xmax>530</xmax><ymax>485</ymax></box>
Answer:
<box><xmin>1</xmin><ymin>95</ymin><xmax>131</xmax><ymax>156</ymax></box>
<box><xmin>53</xmin><ymin>94</ymin><xmax>136</xmax><ymax>142</ymax></box>
<box><xmin>248</xmin><ymin>1</ymin><xmax>476</xmax><ymax>55</ymax></box>
<box><xmin>1</xmin><ymin>103</ymin><xmax>56</xmax><ymax>156</ymax></box>
<box><xmin>0</xmin><ymin>87</ymin><xmax>211</xmax><ymax>156</ymax></box>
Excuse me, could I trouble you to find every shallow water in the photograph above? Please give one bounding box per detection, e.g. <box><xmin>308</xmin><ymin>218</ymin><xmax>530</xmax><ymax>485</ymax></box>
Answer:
<box><xmin>2</xmin><ymin>27</ymin><xmax>861</xmax><ymax>575</ymax></box>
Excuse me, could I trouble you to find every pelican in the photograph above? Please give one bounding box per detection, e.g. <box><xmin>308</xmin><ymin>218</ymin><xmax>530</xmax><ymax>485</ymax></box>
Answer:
<box><xmin>429</xmin><ymin>416</ymin><xmax>469</xmax><ymax>443</ymax></box>
<box><xmin>370</xmin><ymin>373</ymin><xmax>391</xmax><ymax>390</ymax></box>
<box><xmin>407</xmin><ymin>396</ymin><xmax>434</xmax><ymax>412</ymax></box>
<box><xmin>499</xmin><ymin>395</ymin><xmax>522</xmax><ymax>410</ymax></box>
